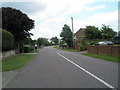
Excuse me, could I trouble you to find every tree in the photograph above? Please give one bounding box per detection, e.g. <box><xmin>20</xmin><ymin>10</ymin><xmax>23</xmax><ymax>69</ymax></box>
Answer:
<box><xmin>50</xmin><ymin>37</ymin><xmax>59</xmax><ymax>45</ymax></box>
<box><xmin>22</xmin><ymin>38</ymin><xmax>35</xmax><ymax>46</ymax></box>
<box><xmin>37</xmin><ymin>37</ymin><xmax>51</xmax><ymax>46</ymax></box>
<box><xmin>60</xmin><ymin>24</ymin><xmax>73</xmax><ymax>48</ymax></box>
<box><xmin>100</xmin><ymin>24</ymin><xmax>117</xmax><ymax>39</ymax></box>
<box><xmin>85</xmin><ymin>26</ymin><xmax>102</xmax><ymax>39</ymax></box>
<box><xmin>1</xmin><ymin>7</ymin><xmax>34</xmax><ymax>42</ymax></box>
<box><xmin>37</xmin><ymin>37</ymin><xmax>44</xmax><ymax>46</ymax></box>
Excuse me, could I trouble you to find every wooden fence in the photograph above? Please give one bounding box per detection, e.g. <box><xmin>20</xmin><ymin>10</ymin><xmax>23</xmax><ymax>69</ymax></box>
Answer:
<box><xmin>87</xmin><ymin>45</ymin><xmax>120</xmax><ymax>57</ymax></box>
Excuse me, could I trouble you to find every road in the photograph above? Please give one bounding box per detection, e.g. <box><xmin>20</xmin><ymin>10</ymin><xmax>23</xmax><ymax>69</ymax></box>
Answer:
<box><xmin>4</xmin><ymin>47</ymin><xmax>118</xmax><ymax>89</ymax></box>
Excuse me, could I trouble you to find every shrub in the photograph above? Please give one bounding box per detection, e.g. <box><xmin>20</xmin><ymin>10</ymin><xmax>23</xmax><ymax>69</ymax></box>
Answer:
<box><xmin>28</xmin><ymin>46</ymin><xmax>34</xmax><ymax>52</ymax></box>
<box><xmin>24</xmin><ymin>46</ymin><xmax>34</xmax><ymax>53</ymax></box>
<box><xmin>0</xmin><ymin>29</ymin><xmax>14</xmax><ymax>51</ymax></box>
<box><xmin>80</xmin><ymin>44</ymin><xmax>87</xmax><ymax>51</ymax></box>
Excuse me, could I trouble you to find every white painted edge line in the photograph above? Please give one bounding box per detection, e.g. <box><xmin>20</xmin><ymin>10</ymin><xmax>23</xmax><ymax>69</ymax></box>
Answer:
<box><xmin>57</xmin><ymin>52</ymin><xmax>116</xmax><ymax>89</ymax></box>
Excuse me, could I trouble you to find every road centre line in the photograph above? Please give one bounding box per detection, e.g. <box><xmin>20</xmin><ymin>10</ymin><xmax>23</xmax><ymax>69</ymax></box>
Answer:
<box><xmin>57</xmin><ymin>52</ymin><xmax>116</xmax><ymax>89</ymax></box>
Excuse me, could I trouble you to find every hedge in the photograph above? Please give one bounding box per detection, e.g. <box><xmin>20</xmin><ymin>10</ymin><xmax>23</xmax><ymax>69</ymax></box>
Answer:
<box><xmin>24</xmin><ymin>46</ymin><xmax>34</xmax><ymax>53</ymax></box>
<box><xmin>0</xmin><ymin>29</ymin><xmax>14</xmax><ymax>51</ymax></box>
<box><xmin>80</xmin><ymin>44</ymin><xmax>87</xmax><ymax>51</ymax></box>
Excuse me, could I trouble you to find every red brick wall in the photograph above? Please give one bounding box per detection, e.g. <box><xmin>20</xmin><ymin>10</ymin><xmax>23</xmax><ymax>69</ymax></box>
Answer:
<box><xmin>74</xmin><ymin>28</ymin><xmax>85</xmax><ymax>51</ymax></box>
<box><xmin>74</xmin><ymin>40</ymin><xmax>80</xmax><ymax>51</ymax></box>
<box><xmin>87</xmin><ymin>45</ymin><xmax>120</xmax><ymax>57</ymax></box>
<box><xmin>75</xmin><ymin>29</ymin><xmax>85</xmax><ymax>39</ymax></box>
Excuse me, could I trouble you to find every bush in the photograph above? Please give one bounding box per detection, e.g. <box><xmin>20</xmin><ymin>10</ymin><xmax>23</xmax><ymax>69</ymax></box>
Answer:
<box><xmin>0</xmin><ymin>29</ymin><xmax>14</xmax><ymax>51</ymax></box>
<box><xmin>80</xmin><ymin>45</ymin><xmax>87</xmax><ymax>51</ymax></box>
<box><xmin>24</xmin><ymin>46</ymin><xmax>34</xmax><ymax>53</ymax></box>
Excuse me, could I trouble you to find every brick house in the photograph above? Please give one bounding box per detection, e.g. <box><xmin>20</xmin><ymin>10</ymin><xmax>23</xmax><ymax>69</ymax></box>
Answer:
<box><xmin>74</xmin><ymin>28</ymin><xmax>85</xmax><ymax>51</ymax></box>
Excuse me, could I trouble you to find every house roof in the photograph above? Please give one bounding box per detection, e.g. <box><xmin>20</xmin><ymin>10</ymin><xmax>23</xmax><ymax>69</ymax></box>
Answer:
<box><xmin>74</xmin><ymin>28</ymin><xmax>85</xmax><ymax>36</ymax></box>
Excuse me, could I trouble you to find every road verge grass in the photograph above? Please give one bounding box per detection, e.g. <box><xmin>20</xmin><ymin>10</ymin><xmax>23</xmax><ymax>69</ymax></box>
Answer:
<box><xmin>60</xmin><ymin>48</ymin><xmax>78</xmax><ymax>52</ymax></box>
<box><xmin>1</xmin><ymin>54</ymin><xmax>36</xmax><ymax>72</ymax></box>
<box><xmin>53</xmin><ymin>46</ymin><xmax>77</xmax><ymax>52</ymax></box>
<box><xmin>81</xmin><ymin>53</ymin><xmax>119</xmax><ymax>63</ymax></box>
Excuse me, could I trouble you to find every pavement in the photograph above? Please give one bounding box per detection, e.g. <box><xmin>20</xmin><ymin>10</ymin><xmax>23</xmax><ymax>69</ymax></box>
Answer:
<box><xmin>2</xmin><ymin>71</ymin><xmax>18</xmax><ymax>88</ymax></box>
<box><xmin>2</xmin><ymin>47</ymin><xmax>119</xmax><ymax>89</ymax></box>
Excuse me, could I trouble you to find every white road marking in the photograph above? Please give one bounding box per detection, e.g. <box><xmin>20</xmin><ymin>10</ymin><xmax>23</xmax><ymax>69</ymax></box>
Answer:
<box><xmin>57</xmin><ymin>52</ymin><xmax>116</xmax><ymax>89</ymax></box>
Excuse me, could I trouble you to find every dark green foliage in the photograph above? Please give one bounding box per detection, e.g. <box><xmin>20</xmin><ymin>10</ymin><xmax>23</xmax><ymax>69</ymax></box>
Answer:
<box><xmin>80</xmin><ymin>41</ymin><xmax>87</xmax><ymax>51</ymax></box>
<box><xmin>37</xmin><ymin>37</ymin><xmax>44</xmax><ymax>46</ymax></box>
<box><xmin>85</xmin><ymin>26</ymin><xmax>102</xmax><ymax>39</ymax></box>
<box><xmin>23</xmin><ymin>38</ymin><xmax>35</xmax><ymax>46</ymax></box>
<box><xmin>1</xmin><ymin>29</ymin><xmax>14</xmax><ymax>51</ymax></box>
<box><xmin>80</xmin><ymin>45</ymin><xmax>87</xmax><ymax>51</ymax></box>
<box><xmin>112</xmin><ymin>36</ymin><xmax>120</xmax><ymax>44</ymax></box>
<box><xmin>60</xmin><ymin>24</ymin><xmax>73</xmax><ymax>48</ymax></box>
<box><xmin>24</xmin><ymin>46</ymin><xmax>34</xmax><ymax>53</ymax></box>
<box><xmin>84</xmin><ymin>25</ymin><xmax>117</xmax><ymax>40</ymax></box>
<box><xmin>1</xmin><ymin>7</ymin><xmax>34</xmax><ymax>42</ymax></box>
<box><xmin>37</xmin><ymin>37</ymin><xmax>51</xmax><ymax>46</ymax></box>
<box><xmin>101</xmin><ymin>24</ymin><xmax>117</xmax><ymax>39</ymax></box>
<box><xmin>50</xmin><ymin>37</ymin><xmax>59</xmax><ymax>45</ymax></box>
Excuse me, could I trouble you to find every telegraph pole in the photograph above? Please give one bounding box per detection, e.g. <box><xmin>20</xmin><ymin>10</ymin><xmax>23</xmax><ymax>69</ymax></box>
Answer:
<box><xmin>71</xmin><ymin>17</ymin><xmax>74</xmax><ymax>48</ymax></box>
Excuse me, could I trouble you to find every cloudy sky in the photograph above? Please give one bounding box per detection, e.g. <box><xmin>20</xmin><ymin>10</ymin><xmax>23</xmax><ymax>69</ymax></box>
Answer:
<box><xmin>1</xmin><ymin>0</ymin><xmax>119</xmax><ymax>40</ymax></box>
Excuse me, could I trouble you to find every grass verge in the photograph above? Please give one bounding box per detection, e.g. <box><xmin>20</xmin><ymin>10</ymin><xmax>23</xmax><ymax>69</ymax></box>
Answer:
<box><xmin>53</xmin><ymin>46</ymin><xmax>59</xmax><ymax>49</ymax></box>
<box><xmin>60</xmin><ymin>48</ymin><xmax>78</xmax><ymax>52</ymax></box>
<box><xmin>53</xmin><ymin>46</ymin><xmax>78</xmax><ymax>52</ymax></box>
<box><xmin>81</xmin><ymin>53</ymin><xmax>119</xmax><ymax>63</ymax></box>
<box><xmin>1</xmin><ymin>54</ymin><xmax>36</xmax><ymax>72</ymax></box>
<box><xmin>30</xmin><ymin>48</ymin><xmax>40</xmax><ymax>53</ymax></box>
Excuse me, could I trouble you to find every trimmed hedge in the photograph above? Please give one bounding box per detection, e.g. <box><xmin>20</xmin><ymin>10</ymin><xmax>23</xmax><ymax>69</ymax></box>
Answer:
<box><xmin>0</xmin><ymin>29</ymin><xmax>14</xmax><ymax>51</ymax></box>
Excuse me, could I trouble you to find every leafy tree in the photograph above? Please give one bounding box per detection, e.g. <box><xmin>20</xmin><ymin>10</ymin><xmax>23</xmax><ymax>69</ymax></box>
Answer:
<box><xmin>60</xmin><ymin>24</ymin><xmax>73</xmax><ymax>48</ymax></box>
<box><xmin>42</xmin><ymin>38</ymin><xmax>51</xmax><ymax>46</ymax></box>
<box><xmin>1</xmin><ymin>7</ymin><xmax>34</xmax><ymax>42</ymax></box>
<box><xmin>37</xmin><ymin>37</ymin><xmax>51</xmax><ymax>46</ymax></box>
<box><xmin>85</xmin><ymin>26</ymin><xmax>102</xmax><ymax>39</ymax></box>
<box><xmin>50</xmin><ymin>37</ymin><xmax>59</xmax><ymax>45</ymax></box>
<box><xmin>37</xmin><ymin>37</ymin><xmax>44</xmax><ymax>46</ymax></box>
<box><xmin>23</xmin><ymin>38</ymin><xmax>35</xmax><ymax>46</ymax></box>
<box><xmin>100</xmin><ymin>24</ymin><xmax>117</xmax><ymax>39</ymax></box>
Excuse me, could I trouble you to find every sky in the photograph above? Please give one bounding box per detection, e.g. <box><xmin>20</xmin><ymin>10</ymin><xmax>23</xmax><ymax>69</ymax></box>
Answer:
<box><xmin>1</xmin><ymin>0</ymin><xmax>119</xmax><ymax>40</ymax></box>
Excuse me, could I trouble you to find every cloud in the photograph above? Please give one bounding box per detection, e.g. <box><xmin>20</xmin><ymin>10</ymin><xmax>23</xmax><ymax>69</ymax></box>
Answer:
<box><xmin>87</xmin><ymin>11</ymin><xmax>118</xmax><ymax>31</ymax></box>
<box><xmin>1</xmin><ymin>0</ymin><xmax>118</xmax><ymax>40</ymax></box>
<box><xmin>72</xmin><ymin>11</ymin><xmax>118</xmax><ymax>33</ymax></box>
<box><xmin>28</xmin><ymin>0</ymin><xmax>94</xmax><ymax>20</ymax></box>
<box><xmin>2</xmin><ymin>2</ymin><xmax>46</xmax><ymax>14</ymax></box>
<box><xmin>88</xmin><ymin>11</ymin><xmax>117</xmax><ymax>23</ymax></box>
<box><xmin>28</xmin><ymin>0</ymin><xmax>95</xmax><ymax>39</ymax></box>
<box><xmin>1</xmin><ymin>0</ymin><xmax>119</xmax><ymax>2</ymax></box>
<box><xmin>86</xmin><ymin>5</ymin><xmax>107</xmax><ymax>11</ymax></box>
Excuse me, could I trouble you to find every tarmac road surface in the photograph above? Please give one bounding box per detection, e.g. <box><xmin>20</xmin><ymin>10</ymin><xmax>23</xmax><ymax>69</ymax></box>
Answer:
<box><xmin>4</xmin><ymin>47</ymin><xmax>118</xmax><ymax>89</ymax></box>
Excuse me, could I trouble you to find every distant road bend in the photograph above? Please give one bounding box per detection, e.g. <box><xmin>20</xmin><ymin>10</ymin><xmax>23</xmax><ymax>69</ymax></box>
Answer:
<box><xmin>5</xmin><ymin>47</ymin><xmax>118</xmax><ymax>89</ymax></box>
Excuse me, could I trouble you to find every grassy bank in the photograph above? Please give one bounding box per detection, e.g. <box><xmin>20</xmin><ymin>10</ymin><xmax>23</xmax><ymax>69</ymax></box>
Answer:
<box><xmin>53</xmin><ymin>46</ymin><xmax>78</xmax><ymax>52</ymax></box>
<box><xmin>1</xmin><ymin>54</ymin><xmax>36</xmax><ymax>72</ymax></box>
<box><xmin>60</xmin><ymin>48</ymin><xmax>78</xmax><ymax>52</ymax></box>
<box><xmin>81</xmin><ymin>53</ymin><xmax>119</xmax><ymax>63</ymax></box>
